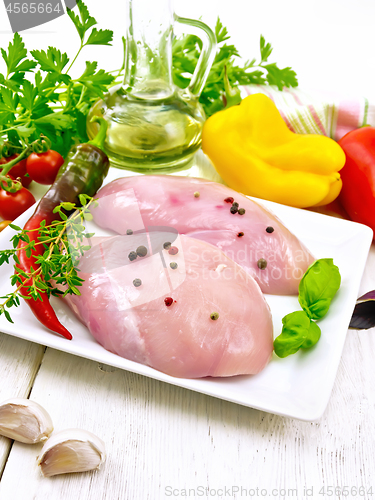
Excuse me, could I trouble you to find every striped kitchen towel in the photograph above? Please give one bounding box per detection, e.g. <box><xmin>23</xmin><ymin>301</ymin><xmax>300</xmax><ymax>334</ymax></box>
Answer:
<box><xmin>242</xmin><ymin>84</ymin><xmax>375</xmax><ymax>141</ymax></box>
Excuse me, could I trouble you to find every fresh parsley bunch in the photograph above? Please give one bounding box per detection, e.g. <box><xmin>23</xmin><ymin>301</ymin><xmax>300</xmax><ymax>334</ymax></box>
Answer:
<box><xmin>0</xmin><ymin>7</ymin><xmax>299</xmax><ymax>158</ymax></box>
<box><xmin>0</xmin><ymin>0</ymin><xmax>115</xmax><ymax>157</ymax></box>
<box><xmin>172</xmin><ymin>19</ymin><xmax>298</xmax><ymax>117</ymax></box>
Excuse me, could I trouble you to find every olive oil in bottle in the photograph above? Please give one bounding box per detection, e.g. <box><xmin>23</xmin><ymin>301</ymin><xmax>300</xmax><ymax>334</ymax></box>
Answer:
<box><xmin>86</xmin><ymin>0</ymin><xmax>216</xmax><ymax>172</ymax></box>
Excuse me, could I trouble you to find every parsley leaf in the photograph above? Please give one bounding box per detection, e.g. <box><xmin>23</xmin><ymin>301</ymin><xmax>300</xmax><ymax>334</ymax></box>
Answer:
<box><xmin>66</xmin><ymin>0</ymin><xmax>112</xmax><ymax>47</ymax></box>
<box><xmin>34</xmin><ymin>113</ymin><xmax>73</xmax><ymax>131</ymax></box>
<box><xmin>260</xmin><ymin>35</ymin><xmax>273</xmax><ymax>63</ymax></box>
<box><xmin>215</xmin><ymin>19</ymin><xmax>230</xmax><ymax>44</ymax></box>
<box><xmin>0</xmin><ymin>87</ymin><xmax>19</xmax><ymax>113</ymax></box>
<box><xmin>30</xmin><ymin>47</ymin><xmax>69</xmax><ymax>74</ymax></box>
<box><xmin>18</xmin><ymin>81</ymin><xmax>38</xmax><ymax>111</ymax></box>
<box><xmin>66</xmin><ymin>0</ymin><xmax>97</xmax><ymax>42</ymax></box>
<box><xmin>1</xmin><ymin>33</ymin><xmax>36</xmax><ymax>77</ymax></box>
<box><xmin>77</xmin><ymin>62</ymin><xmax>115</xmax><ymax>97</ymax></box>
<box><xmin>85</xmin><ymin>28</ymin><xmax>113</xmax><ymax>46</ymax></box>
<box><xmin>172</xmin><ymin>18</ymin><xmax>298</xmax><ymax>116</ymax></box>
<box><xmin>263</xmin><ymin>63</ymin><xmax>298</xmax><ymax>90</ymax></box>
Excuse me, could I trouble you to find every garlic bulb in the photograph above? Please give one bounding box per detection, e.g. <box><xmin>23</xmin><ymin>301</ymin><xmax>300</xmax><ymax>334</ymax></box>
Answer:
<box><xmin>0</xmin><ymin>398</ymin><xmax>54</xmax><ymax>444</ymax></box>
<box><xmin>37</xmin><ymin>429</ymin><xmax>106</xmax><ymax>477</ymax></box>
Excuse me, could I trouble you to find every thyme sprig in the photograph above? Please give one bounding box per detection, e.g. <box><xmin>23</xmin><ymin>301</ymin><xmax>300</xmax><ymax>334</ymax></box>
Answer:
<box><xmin>0</xmin><ymin>194</ymin><xmax>96</xmax><ymax>324</ymax></box>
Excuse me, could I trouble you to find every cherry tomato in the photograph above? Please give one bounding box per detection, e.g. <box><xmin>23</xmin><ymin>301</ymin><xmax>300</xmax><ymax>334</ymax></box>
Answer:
<box><xmin>0</xmin><ymin>154</ymin><xmax>32</xmax><ymax>188</ymax></box>
<box><xmin>0</xmin><ymin>186</ymin><xmax>36</xmax><ymax>220</ymax></box>
<box><xmin>26</xmin><ymin>150</ymin><xmax>64</xmax><ymax>185</ymax></box>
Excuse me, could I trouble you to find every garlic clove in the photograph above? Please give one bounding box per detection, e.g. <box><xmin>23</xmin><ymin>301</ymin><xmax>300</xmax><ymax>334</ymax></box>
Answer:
<box><xmin>0</xmin><ymin>398</ymin><xmax>54</xmax><ymax>444</ymax></box>
<box><xmin>37</xmin><ymin>428</ymin><xmax>106</xmax><ymax>477</ymax></box>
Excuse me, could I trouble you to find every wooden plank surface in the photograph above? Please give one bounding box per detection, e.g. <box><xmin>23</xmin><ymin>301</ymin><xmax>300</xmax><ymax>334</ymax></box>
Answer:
<box><xmin>0</xmin><ymin>334</ymin><xmax>45</xmax><ymax>475</ymax></box>
<box><xmin>0</xmin><ymin>326</ymin><xmax>374</xmax><ymax>500</ymax></box>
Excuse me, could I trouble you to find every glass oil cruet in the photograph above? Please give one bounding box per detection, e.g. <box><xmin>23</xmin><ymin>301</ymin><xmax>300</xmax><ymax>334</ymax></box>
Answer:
<box><xmin>87</xmin><ymin>0</ymin><xmax>216</xmax><ymax>172</ymax></box>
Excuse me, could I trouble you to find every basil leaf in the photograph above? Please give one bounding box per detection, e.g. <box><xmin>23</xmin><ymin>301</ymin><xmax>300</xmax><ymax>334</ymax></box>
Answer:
<box><xmin>298</xmin><ymin>259</ymin><xmax>341</xmax><ymax>320</ymax></box>
<box><xmin>300</xmin><ymin>320</ymin><xmax>321</xmax><ymax>349</ymax></box>
<box><xmin>274</xmin><ymin>310</ymin><xmax>320</xmax><ymax>358</ymax></box>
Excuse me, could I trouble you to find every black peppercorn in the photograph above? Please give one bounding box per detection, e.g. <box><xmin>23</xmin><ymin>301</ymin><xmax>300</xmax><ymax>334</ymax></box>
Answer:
<box><xmin>136</xmin><ymin>245</ymin><xmax>148</xmax><ymax>257</ymax></box>
<box><xmin>266</xmin><ymin>226</ymin><xmax>274</xmax><ymax>233</ymax></box>
<box><xmin>128</xmin><ymin>251</ymin><xmax>137</xmax><ymax>261</ymax></box>
<box><xmin>257</xmin><ymin>258</ymin><xmax>267</xmax><ymax>270</ymax></box>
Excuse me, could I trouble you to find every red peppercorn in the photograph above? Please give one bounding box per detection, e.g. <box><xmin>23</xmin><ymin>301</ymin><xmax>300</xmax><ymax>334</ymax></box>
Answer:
<box><xmin>168</xmin><ymin>246</ymin><xmax>179</xmax><ymax>255</ymax></box>
<box><xmin>224</xmin><ymin>197</ymin><xmax>234</xmax><ymax>204</ymax></box>
<box><xmin>164</xmin><ymin>297</ymin><xmax>173</xmax><ymax>307</ymax></box>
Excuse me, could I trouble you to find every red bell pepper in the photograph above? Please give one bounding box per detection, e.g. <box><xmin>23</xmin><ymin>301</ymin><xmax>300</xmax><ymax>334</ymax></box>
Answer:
<box><xmin>338</xmin><ymin>126</ymin><xmax>375</xmax><ymax>238</ymax></box>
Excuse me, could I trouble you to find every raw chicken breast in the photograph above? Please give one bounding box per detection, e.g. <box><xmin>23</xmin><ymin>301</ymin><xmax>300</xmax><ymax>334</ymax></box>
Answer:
<box><xmin>92</xmin><ymin>175</ymin><xmax>314</xmax><ymax>295</ymax></box>
<box><xmin>63</xmin><ymin>234</ymin><xmax>273</xmax><ymax>378</ymax></box>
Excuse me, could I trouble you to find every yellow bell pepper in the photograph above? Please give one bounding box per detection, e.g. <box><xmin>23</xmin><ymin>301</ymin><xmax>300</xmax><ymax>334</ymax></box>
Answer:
<box><xmin>201</xmin><ymin>93</ymin><xmax>346</xmax><ymax>208</ymax></box>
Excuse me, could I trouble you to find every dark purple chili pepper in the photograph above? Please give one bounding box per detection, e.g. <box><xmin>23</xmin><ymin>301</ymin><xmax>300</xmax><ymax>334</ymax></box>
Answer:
<box><xmin>349</xmin><ymin>291</ymin><xmax>375</xmax><ymax>329</ymax></box>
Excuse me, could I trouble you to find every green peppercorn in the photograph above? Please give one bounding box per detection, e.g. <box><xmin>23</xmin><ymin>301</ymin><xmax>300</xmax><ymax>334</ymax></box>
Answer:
<box><xmin>133</xmin><ymin>278</ymin><xmax>142</xmax><ymax>287</ymax></box>
<box><xmin>257</xmin><ymin>258</ymin><xmax>267</xmax><ymax>270</ymax></box>
<box><xmin>170</xmin><ymin>262</ymin><xmax>178</xmax><ymax>269</ymax></box>
<box><xmin>163</xmin><ymin>241</ymin><xmax>172</xmax><ymax>250</ymax></box>
<box><xmin>126</xmin><ymin>229</ymin><xmax>133</xmax><ymax>235</ymax></box>
<box><xmin>210</xmin><ymin>312</ymin><xmax>219</xmax><ymax>320</ymax></box>
<box><xmin>194</xmin><ymin>191</ymin><xmax>200</xmax><ymax>198</ymax></box>
<box><xmin>136</xmin><ymin>245</ymin><xmax>148</xmax><ymax>257</ymax></box>
<box><xmin>128</xmin><ymin>251</ymin><xmax>137</xmax><ymax>261</ymax></box>
<box><xmin>232</xmin><ymin>202</ymin><xmax>239</xmax><ymax>208</ymax></box>
<box><xmin>238</xmin><ymin>208</ymin><xmax>246</xmax><ymax>215</ymax></box>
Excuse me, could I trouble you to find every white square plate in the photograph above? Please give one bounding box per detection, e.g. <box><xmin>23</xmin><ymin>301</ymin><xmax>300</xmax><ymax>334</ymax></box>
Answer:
<box><xmin>0</xmin><ymin>172</ymin><xmax>372</xmax><ymax>421</ymax></box>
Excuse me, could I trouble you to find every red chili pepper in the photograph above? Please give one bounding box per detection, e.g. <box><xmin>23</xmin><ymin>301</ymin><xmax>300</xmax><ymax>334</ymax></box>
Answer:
<box><xmin>18</xmin><ymin>212</ymin><xmax>73</xmax><ymax>340</ymax></box>
<box><xmin>338</xmin><ymin>127</ymin><xmax>375</xmax><ymax>238</ymax></box>
<box><xmin>16</xmin><ymin>118</ymin><xmax>110</xmax><ymax>339</ymax></box>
